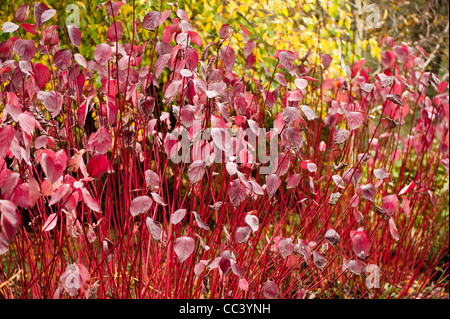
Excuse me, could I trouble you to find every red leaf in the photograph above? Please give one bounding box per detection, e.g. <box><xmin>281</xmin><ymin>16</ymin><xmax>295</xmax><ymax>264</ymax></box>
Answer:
<box><xmin>21</xmin><ymin>23</ymin><xmax>38</xmax><ymax>34</ymax></box>
<box><xmin>81</xmin><ymin>187</ymin><xmax>101</xmax><ymax>212</ymax></box>
<box><xmin>87</xmin><ymin>153</ymin><xmax>109</xmax><ymax>179</ymax></box>
<box><xmin>381</xmin><ymin>195</ymin><xmax>399</xmax><ymax>217</ymax></box>
<box><xmin>220</xmin><ymin>46</ymin><xmax>235</xmax><ymax>71</ymax></box>
<box><xmin>174</xmin><ymin>236</ymin><xmax>195</xmax><ymax>262</ymax></box>
<box><xmin>67</xmin><ymin>25</ymin><xmax>81</xmax><ymax>47</ymax></box>
<box><xmin>321</xmin><ymin>53</ymin><xmax>332</xmax><ymax>69</ymax></box>
<box><xmin>42</xmin><ymin>213</ymin><xmax>58</xmax><ymax>232</ymax></box>
<box><xmin>143</xmin><ymin>11</ymin><xmax>161</xmax><ymax>31</ymax></box>
<box><xmin>130</xmin><ymin>195</ymin><xmax>153</xmax><ymax>216</ymax></box>
<box><xmin>94</xmin><ymin>43</ymin><xmax>112</xmax><ymax>65</ymax></box>
<box><xmin>34</xmin><ymin>63</ymin><xmax>51</xmax><ymax>88</ymax></box>
<box><xmin>240</xmin><ymin>24</ymin><xmax>251</xmax><ymax>36</ymax></box>
<box><xmin>15</xmin><ymin>4</ymin><xmax>30</xmax><ymax>23</ymax></box>
<box><xmin>14</xmin><ymin>39</ymin><xmax>35</xmax><ymax>61</ymax></box>
<box><xmin>54</xmin><ymin>49</ymin><xmax>72</xmax><ymax>70</ymax></box>
<box><xmin>154</xmin><ymin>53</ymin><xmax>170</xmax><ymax>78</ymax></box>
<box><xmin>87</xmin><ymin>127</ymin><xmax>112</xmax><ymax>154</ymax></box>
<box><xmin>398</xmin><ymin>181</ymin><xmax>416</xmax><ymax>196</ymax></box>
<box><xmin>0</xmin><ymin>126</ymin><xmax>15</xmax><ymax>158</ymax></box>
<box><xmin>350</xmin><ymin>228</ymin><xmax>370</xmax><ymax>260</ymax></box>
<box><xmin>283</xmin><ymin>128</ymin><xmax>303</xmax><ymax>149</ymax></box>
<box><xmin>185</xmin><ymin>47</ymin><xmax>198</xmax><ymax>71</ymax></box>
<box><xmin>187</xmin><ymin>31</ymin><xmax>202</xmax><ymax>47</ymax></box>
<box><xmin>263</xmin><ymin>280</ymin><xmax>279</xmax><ymax>299</ymax></box>
<box><xmin>278</xmin><ymin>50</ymin><xmax>295</xmax><ymax>68</ymax></box>
<box><xmin>1</xmin><ymin>172</ymin><xmax>19</xmax><ymax>200</ymax></box>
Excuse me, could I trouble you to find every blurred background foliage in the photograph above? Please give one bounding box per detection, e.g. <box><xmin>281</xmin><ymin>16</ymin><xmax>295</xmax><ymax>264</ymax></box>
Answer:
<box><xmin>1</xmin><ymin>0</ymin><xmax>448</xmax><ymax>78</ymax></box>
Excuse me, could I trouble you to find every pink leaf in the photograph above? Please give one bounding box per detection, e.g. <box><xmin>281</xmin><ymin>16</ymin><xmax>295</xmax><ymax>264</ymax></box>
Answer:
<box><xmin>40</xmin><ymin>9</ymin><xmax>56</xmax><ymax>24</ymax></box>
<box><xmin>265</xmin><ymin>174</ymin><xmax>281</xmax><ymax>198</ymax></box>
<box><xmin>374</xmin><ymin>168</ymin><xmax>391</xmax><ymax>180</ymax></box>
<box><xmin>263</xmin><ymin>280</ymin><xmax>279</xmax><ymax>299</ymax></box>
<box><xmin>324</xmin><ymin>229</ymin><xmax>340</xmax><ymax>246</ymax></box>
<box><xmin>401</xmin><ymin>196</ymin><xmax>410</xmax><ymax>218</ymax></box>
<box><xmin>81</xmin><ymin>187</ymin><xmax>101</xmax><ymax>212</ymax></box>
<box><xmin>14</xmin><ymin>39</ymin><xmax>35</xmax><ymax>61</ymax></box>
<box><xmin>286</xmin><ymin>174</ymin><xmax>301</xmax><ymax>189</ymax></box>
<box><xmin>0</xmin><ymin>125</ymin><xmax>15</xmax><ymax>158</ymax></box>
<box><xmin>343</xmin><ymin>259</ymin><xmax>362</xmax><ymax>275</ymax></box>
<box><xmin>230</xmin><ymin>260</ymin><xmax>245</xmax><ymax>277</ymax></box>
<box><xmin>211</xmin><ymin>128</ymin><xmax>232</xmax><ymax>152</ymax></box>
<box><xmin>334</xmin><ymin>129</ymin><xmax>350</xmax><ymax>144</ymax></box>
<box><xmin>346</xmin><ymin>111</ymin><xmax>365</xmax><ymax>130</ymax></box>
<box><xmin>164</xmin><ymin>80</ymin><xmax>182</xmax><ymax>99</ymax></box>
<box><xmin>94</xmin><ymin>43</ymin><xmax>112</xmax><ymax>65</ymax></box>
<box><xmin>174</xmin><ymin>236</ymin><xmax>195</xmax><ymax>263</ymax></box>
<box><xmin>145</xmin><ymin>170</ymin><xmax>160</xmax><ymax>191</ymax></box>
<box><xmin>151</xmin><ymin>192</ymin><xmax>167</xmax><ymax>206</ymax></box>
<box><xmin>143</xmin><ymin>11</ymin><xmax>161</xmax><ymax>31</ymax></box>
<box><xmin>105</xmin><ymin>1</ymin><xmax>123</xmax><ymax>17</ymax></box>
<box><xmin>2</xmin><ymin>22</ymin><xmax>19</xmax><ymax>33</ymax></box>
<box><xmin>1</xmin><ymin>172</ymin><xmax>19</xmax><ymax>199</ymax></box>
<box><xmin>188</xmin><ymin>160</ymin><xmax>206</xmax><ymax>184</ymax></box>
<box><xmin>239</xmin><ymin>278</ymin><xmax>249</xmax><ymax>291</ymax></box>
<box><xmin>193</xmin><ymin>211</ymin><xmax>210</xmax><ymax>230</ymax></box>
<box><xmin>130</xmin><ymin>195</ymin><xmax>153</xmax><ymax>216</ymax></box>
<box><xmin>295</xmin><ymin>78</ymin><xmax>308</xmax><ymax>90</ymax></box>
<box><xmin>389</xmin><ymin>218</ymin><xmax>400</xmax><ymax>240</ymax></box>
<box><xmin>145</xmin><ymin>217</ymin><xmax>163</xmax><ymax>242</ymax></box>
<box><xmin>42</xmin><ymin>213</ymin><xmax>58</xmax><ymax>232</ymax></box>
<box><xmin>87</xmin><ymin>127</ymin><xmax>112</xmax><ymax>154</ymax></box>
<box><xmin>300</xmin><ymin>104</ymin><xmax>318</xmax><ymax>121</ymax></box>
<box><xmin>234</xmin><ymin>226</ymin><xmax>252</xmax><ymax>243</ymax></box>
<box><xmin>313</xmin><ymin>250</ymin><xmax>328</xmax><ymax>270</ymax></box>
<box><xmin>283</xmin><ymin>106</ymin><xmax>299</xmax><ymax>124</ymax></box>
<box><xmin>245</xmin><ymin>214</ymin><xmax>259</xmax><ymax>232</ymax></box>
<box><xmin>40</xmin><ymin>150</ymin><xmax>67</xmax><ymax>184</ymax></box>
<box><xmin>0</xmin><ymin>200</ymin><xmax>19</xmax><ymax>241</ymax></box>
<box><xmin>67</xmin><ymin>25</ymin><xmax>81</xmax><ymax>47</ymax></box>
<box><xmin>279</xmin><ymin>238</ymin><xmax>294</xmax><ymax>258</ymax></box>
<box><xmin>87</xmin><ymin>153</ymin><xmax>109</xmax><ymax>179</ymax></box>
<box><xmin>243</xmin><ymin>41</ymin><xmax>256</xmax><ymax>57</ymax></box>
<box><xmin>37</xmin><ymin>90</ymin><xmax>63</xmax><ymax>117</ymax></box>
<box><xmin>34</xmin><ymin>3</ymin><xmax>49</xmax><ymax>29</ymax></box>
<box><xmin>228</xmin><ymin>180</ymin><xmax>246</xmax><ymax>207</ymax></box>
<box><xmin>360</xmin><ymin>183</ymin><xmax>376</xmax><ymax>202</ymax></box>
<box><xmin>170</xmin><ymin>209</ymin><xmax>187</xmax><ymax>225</ymax></box>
